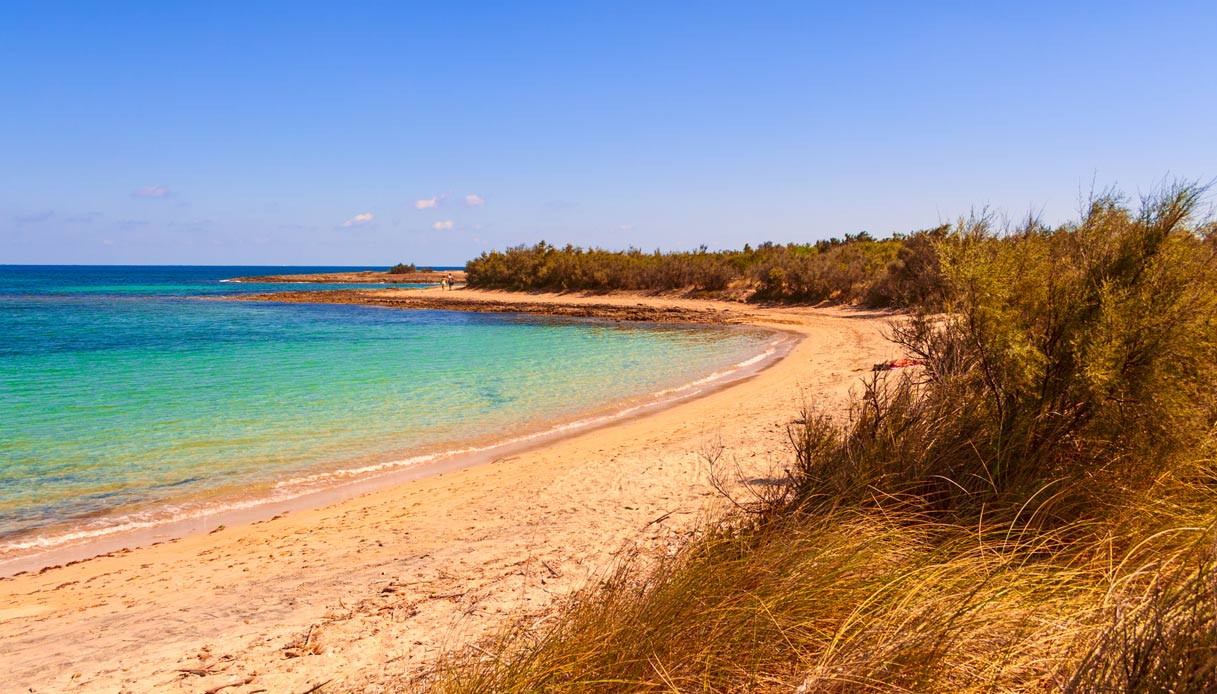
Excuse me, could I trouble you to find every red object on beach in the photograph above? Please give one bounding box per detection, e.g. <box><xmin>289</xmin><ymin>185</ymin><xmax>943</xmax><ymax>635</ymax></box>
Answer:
<box><xmin>872</xmin><ymin>357</ymin><xmax>924</xmax><ymax>371</ymax></box>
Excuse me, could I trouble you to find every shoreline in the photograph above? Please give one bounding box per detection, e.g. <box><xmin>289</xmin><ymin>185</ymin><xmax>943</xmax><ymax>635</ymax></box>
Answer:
<box><xmin>225</xmin><ymin>286</ymin><xmax>750</xmax><ymax>324</ymax></box>
<box><xmin>225</xmin><ymin>270</ymin><xmax>466</xmax><ymax>285</ymax></box>
<box><xmin>0</xmin><ymin>323</ymin><xmax>797</xmax><ymax>578</ymax></box>
<box><xmin>0</xmin><ymin>291</ymin><xmax>896</xmax><ymax>693</ymax></box>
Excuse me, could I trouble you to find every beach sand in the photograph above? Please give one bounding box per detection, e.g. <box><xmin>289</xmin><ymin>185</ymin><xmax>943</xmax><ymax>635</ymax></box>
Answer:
<box><xmin>0</xmin><ymin>290</ymin><xmax>895</xmax><ymax>693</ymax></box>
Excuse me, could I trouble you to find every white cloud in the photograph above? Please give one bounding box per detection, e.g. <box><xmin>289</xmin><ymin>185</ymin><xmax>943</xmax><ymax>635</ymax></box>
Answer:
<box><xmin>464</xmin><ymin>193</ymin><xmax>485</xmax><ymax>207</ymax></box>
<box><xmin>342</xmin><ymin>212</ymin><xmax>375</xmax><ymax>228</ymax></box>
<box><xmin>432</xmin><ymin>220</ymin><xmax>454</xmax><ymax>231</ymax></box>
<box><xmin>132</xmin><ymin>185</ymin><xmax>171</xmax><ymax>199</ymax></box>
<box><xmin>414</xmin><ymin>197</ymin><xmax>439</xmax><ymax>210</ymax></box>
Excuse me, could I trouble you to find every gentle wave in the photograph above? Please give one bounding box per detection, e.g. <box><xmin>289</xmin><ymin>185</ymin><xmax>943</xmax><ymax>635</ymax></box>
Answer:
<box><xmin>0</xmin><ymin>497</ymin><xmax>274</xmax><ymax>553</ymax></box>
<box><xmin>0</xmin><ymin>335</ymin><xmax>790</xmax><ymax>560</ymax></box>
<box><xmin>269</xmin><ymin>338</ymin><xmax>785</xmax><ymax>490</ymax></box>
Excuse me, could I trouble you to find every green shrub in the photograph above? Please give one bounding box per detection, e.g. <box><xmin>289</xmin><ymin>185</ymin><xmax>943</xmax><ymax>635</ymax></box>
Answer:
<box><xmin>749</xmin><ymin>236</ymin><xmax>904</xmax><ymax>304</ymax></box>
<box><xmin>465</xmin><ymin>236</ymin><xmax>945</xmax><ymax>306</ymax></box>
<box><xmin>419</xmin><ymin>184</ymin><xmax>1217</xmax><ymax>694</ymax></box>
<box><xmin>464</xmin><ymin>242</ymin><xmax>747</xmax><ymax>293</ymax></box>
<box><xmin>790</xmin><ymin>185</ymin><xmax>1217</xmax><ymax>521</ymax></box>
<box><xmin>865</xmin><ymin>225</ymin><xmax>950</xmax><ymax>308</ymax></box>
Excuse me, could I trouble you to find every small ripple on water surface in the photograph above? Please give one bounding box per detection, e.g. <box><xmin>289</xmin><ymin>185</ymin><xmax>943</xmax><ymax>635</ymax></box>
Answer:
<box><xmin>0</xmin><ymin>266</ymin><xmax>776</xmax><ymax>557</ymax></box>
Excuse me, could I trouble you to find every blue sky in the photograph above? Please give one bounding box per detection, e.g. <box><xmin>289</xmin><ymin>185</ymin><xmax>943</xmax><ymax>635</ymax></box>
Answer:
<box><xmin>2</xmin><ymin>2</ymin><xmax>1214</xmax><ymax>265</ymax></box>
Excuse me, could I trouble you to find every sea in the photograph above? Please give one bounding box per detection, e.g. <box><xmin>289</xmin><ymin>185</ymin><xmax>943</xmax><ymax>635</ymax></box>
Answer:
<box><xmin>0</xmin><ymin>265</ymin><xmax>781</xmax><ymax>570</ymax></box>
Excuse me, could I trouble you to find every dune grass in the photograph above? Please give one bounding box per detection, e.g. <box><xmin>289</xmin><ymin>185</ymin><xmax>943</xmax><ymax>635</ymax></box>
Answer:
<box><xmin>417</xmin><ymin>184</ymin><xmax>1217</xmax><ymax>693</ymax></box>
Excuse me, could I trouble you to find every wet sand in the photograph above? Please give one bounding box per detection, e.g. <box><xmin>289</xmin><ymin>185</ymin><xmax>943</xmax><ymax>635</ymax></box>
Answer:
<box><xmin>0</xmin><ymin>290</ymin><xmax>896</xmax><ymax>693</ymax></box>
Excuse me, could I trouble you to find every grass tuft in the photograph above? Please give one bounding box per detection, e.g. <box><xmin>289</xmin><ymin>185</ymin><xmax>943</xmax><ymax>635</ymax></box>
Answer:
<box><xmin>414</xmin><ymin>183</ymin><xmax>1217</xmax><ymax>693</ymax></box>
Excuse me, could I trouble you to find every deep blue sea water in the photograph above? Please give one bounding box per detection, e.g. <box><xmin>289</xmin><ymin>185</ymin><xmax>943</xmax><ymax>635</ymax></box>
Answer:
<box><xmin>0</xmin><ymin>266</ymin><xmax>776</xmax><ymax>559</ymax></box>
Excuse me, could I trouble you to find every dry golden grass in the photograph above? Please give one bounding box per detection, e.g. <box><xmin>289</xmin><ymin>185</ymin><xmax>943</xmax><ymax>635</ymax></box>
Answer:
<box><xmin>413</xmin><ymin>184</ymin><xmax>1217</xmax><ymax>693</ymax></box>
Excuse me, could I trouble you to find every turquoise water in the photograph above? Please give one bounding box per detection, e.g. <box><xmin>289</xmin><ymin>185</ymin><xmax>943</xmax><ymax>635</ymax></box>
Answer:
<box><xmin>0</xmin><ymin>266</ymin><xmax>775</xmax><ymax>556</ymax></box>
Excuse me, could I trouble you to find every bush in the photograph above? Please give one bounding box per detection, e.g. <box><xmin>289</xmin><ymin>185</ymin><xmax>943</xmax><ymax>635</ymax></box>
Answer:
<box><xmin>464</xmin><ymin>242</ymin><xmax>748</xmax><ymax>293</ymax></box>
<box><xmin>792</xmin><ymin>185</ymin><xmax>1217</xmax><ymax>519</ymax></box>
<box><xmin>865</xmin><ymin>225</ymin><xmax>950</xmax><ymax>309</ymax></box>
<box><xmin>748</xmin><ymin>235</ymin><xmax>903</xmax><ymax>304</ymax></box>
<box><xmin>388</xmin><ymin>262</ymin><xmax>417</xmax><ymax>274</ymax></box>
<box><xmin>465</xmin><ymin>236</ymin><xmax>945</xmax><ymax>306</ymax></box>
<box><xmin>421</xmin><ymin>184</ymin><xmax>1217</xmax><ymax>694</ymax></box>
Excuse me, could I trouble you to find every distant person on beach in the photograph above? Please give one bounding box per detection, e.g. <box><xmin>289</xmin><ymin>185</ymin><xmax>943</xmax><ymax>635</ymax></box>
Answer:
<box><xmin>447</xmin><ymin>272</ymin><xmax>455</xmax><ymax>289</ymax></box>
<box><xmin>440</xmin><ymin>277</ymin><xmax>448</xmax><ymax>290</ymax></box>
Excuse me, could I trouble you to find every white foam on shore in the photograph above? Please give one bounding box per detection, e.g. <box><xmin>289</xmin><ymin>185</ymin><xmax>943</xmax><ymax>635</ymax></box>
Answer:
<box><xmin>0</xmin><ymin>332</ymin><xmax>793</xmax><ymax>566</ymax></box>
<box><xmin>268</xmin><ymin>339</ymin><xmax>784</xmax><ymax>491</ymax></box>
<box><xmin>0</xmin><ymin>497</ymin><xmax>273</xmax><ymax>552</ymax></box>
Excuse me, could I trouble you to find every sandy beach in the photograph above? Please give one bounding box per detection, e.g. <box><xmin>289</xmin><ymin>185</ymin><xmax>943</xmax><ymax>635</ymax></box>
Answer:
<box><xmin>0</xmin><ymin>290</ymin><xmax>895</xmax><ymax>693</ymax></box>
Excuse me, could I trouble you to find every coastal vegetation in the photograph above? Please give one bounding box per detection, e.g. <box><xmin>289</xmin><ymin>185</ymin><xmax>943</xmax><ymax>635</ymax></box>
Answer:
<box><xmin>423</xmin><ymin>184</ymin><xmax>1217</xmax><ymax>691</ymax></box>
<box><xmin>464</xmin><ymin>228</ymin><xmax>948</xmax><ymax>308</ymax></box>
<box><xmin>388</xmin><ymin>262</ymin><xmax>418</xmax><ymax>274</ymax></box>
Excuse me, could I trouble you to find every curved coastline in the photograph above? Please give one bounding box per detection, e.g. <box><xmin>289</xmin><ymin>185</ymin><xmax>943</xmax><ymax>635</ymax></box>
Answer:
<box><xmin>0</xmin><ymin>322</ymin><xmax>796</xmax><ymax>577</ymax></box>
<box><xmin>225</xmin><ymin>286</ymin><xmax>753</xmax><ymax>324</ymax></box>
<box><xmin>0</xmin><ymin>290</ymin><xmax>894</xmax><ymax>693</ymax></box>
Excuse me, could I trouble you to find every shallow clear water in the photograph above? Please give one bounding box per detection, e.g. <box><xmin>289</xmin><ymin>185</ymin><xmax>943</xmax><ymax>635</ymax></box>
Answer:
<box><xmin>0</xmin><ymin>266</ymin><xmax>774</xmax><ymax>553</ymax></box>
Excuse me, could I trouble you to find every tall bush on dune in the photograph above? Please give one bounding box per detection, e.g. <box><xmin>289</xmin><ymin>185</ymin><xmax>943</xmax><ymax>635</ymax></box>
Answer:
<box><xmin>938</xmin><ymin>186</ymin><xmax>1217</xmax><ymax>492</ymax></box>
<box><xmin>420</xmin><ymin>185</ymin><xmax>1217</xmax><ymax>694</ymax></box>
<box><xmin>794</xmin><ymin>184</ymin><xmax>1217</xmax><ymax>521</ymax></box>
